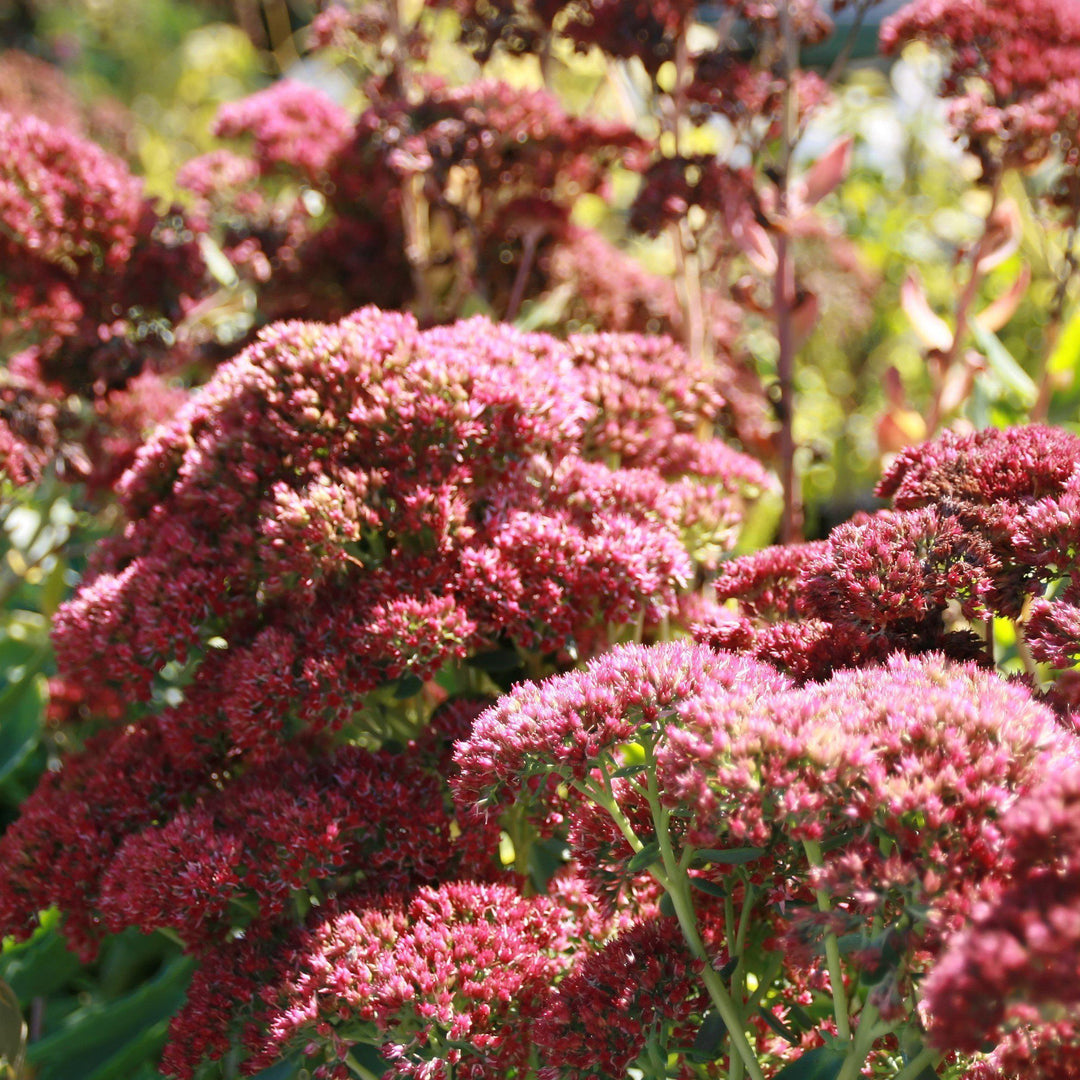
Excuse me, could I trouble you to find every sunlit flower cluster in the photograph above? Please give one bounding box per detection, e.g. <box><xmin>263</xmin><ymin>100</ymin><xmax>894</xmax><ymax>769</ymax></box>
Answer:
<box><xmin>882</xmin><ymin>0</ymin><xmax>1080</xmax><ymax>187</ymax></box>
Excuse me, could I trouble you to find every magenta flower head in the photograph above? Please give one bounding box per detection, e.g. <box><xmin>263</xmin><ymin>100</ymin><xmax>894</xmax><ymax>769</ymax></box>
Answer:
<box><xmin>453</xmin><ymin>640</ymin><xmax>790</xmax><ymax>810</ymax></box>
<box><xmin>213</xmin><ymin>79</ymin><xmax>353</xmax><ymax>180</ymax></box>
<box><xmin>458</xmin><ymin>637</ymin><xmax>1078</xmax><ymax>1017</ymax></box>
<box><xmin>709</xmin><ymin>425</ymin><xmax>1080</xmax><ymax>679</ymax></box>
<box><xmin>246</xmin><ymin>881</ymin><xmax>579</xmax><ymax>1080</ymax></box>
<box><xmin>875</xmin><ymin>425</ymin><xmax>1080</xmax><ymax>509</ymax></box>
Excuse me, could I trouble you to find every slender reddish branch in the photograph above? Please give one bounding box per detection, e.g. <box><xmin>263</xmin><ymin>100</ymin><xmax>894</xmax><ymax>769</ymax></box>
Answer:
<box><xmin>775</xmin><ymin>2</ymin><xmax>801</xmax><ymax>544</ymax></box>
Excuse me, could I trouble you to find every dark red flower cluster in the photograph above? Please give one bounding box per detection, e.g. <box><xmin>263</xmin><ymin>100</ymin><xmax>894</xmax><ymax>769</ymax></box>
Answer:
<box><xmin>51</xmin><ymin>308</ymin><xmax>761</xmax><ymax>758</ymax></box>
<box><xmin>432</xmin><ymin>0</ymin><xmax>832</xmax><ymax>77</ymax></box>
<box><xmin>882</xmin><ymin>0</ymin><xmax>1080</xmax><ymax>184</ymax></box>
<box><xmin>533</xmin><ymin>915</ymin><xmax>707</xmax><ymax>1078</ymax></box>
<box><xmin>0</xmin><ymin>308</ymin><xmax>764</xmax><ymax>1063</ymax></box>
<box><xmin>0</xmin><ymin>700</ymin><xmax>499</xmax><ymax>958</ymax></box>
<box><xmin>0</xmin><ymin>110</ymin><xmax>203</xmax><ymax>391</ymax></box>
<box><xmin>427</xmin><ymin>0</ymin><xmax>698</xmax><ymax>73</ymax></box>
<box><xmin>97</xmin><ymin>742</ymin><xmax>499</xmax><ymax>950</ymax></box>
<box><xmin>186</xmin><ymin>75</ymin><xmax>656</xmax><ymax>333</ymax></box>
<box><xmin>0</xmin><ymin>718</ymin><xmax>216</xmax><ymax>959</ymax></box>
<box><xmin>706</xmin><ymin>425</ymin><xmax>1080</xmax><ymax>681</ymax></box>
<box><xmin>0</xmin><ymin>108</ymin><xmax>206</xmax><ymax>484</ymax></box>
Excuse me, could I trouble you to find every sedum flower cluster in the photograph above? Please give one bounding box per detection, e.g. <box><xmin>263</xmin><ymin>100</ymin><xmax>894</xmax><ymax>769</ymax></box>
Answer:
<box><xmin>0</xmin><ymin>108</ymin><xmax>206</xmax><ymax>484</ymax></box>
<box><xmin>881</xmin><ymin>0</ymin><xmax>1080</xmax><ymax>219</ymax></box>
<box><xmin>454</xmin><ymin>641</ymin><xmax>1080</xmax><ymax>1080</ymax></box>
<box><xmin>4</xmin><ymin>3</ymin><xmax>1080</xmax><ymax>1077</ymax></box>
<box><xmin>704</xmin><ymin>425</ymin><xmax>1080</xmax><ymax>687</ymax></box>
<box><xmin>0</xmin><ymin>306</ymin><xmax>765</xmax><ymax>1077</ymax></box>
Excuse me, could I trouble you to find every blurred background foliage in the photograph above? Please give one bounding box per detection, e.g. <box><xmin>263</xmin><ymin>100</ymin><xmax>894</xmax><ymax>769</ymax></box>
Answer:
<box><xmin>0</xmin><ymin>0</ymin><xmax>1078</xmax><ymax>1076</ymax></box>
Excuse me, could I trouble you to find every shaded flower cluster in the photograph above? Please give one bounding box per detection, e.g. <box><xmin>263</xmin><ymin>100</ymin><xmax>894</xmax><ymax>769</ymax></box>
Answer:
<box><xmin>96</xmin><ymin>741</ymin><xmax>499</xmax><ymax>950</ymax></box>
<box><xmin>0</xmin><ymin>700</ymin><xmax>499</xmax><ymax>962</ymax></box>
<box><xmin>183</xmin><ymin>75</ymin><xmax>676</xmax><ymax>338</ymax></box>
<box><xmin>431</xmin><ymin>0</ymin><xmax>833</xmax><ymax>78</ymax></box>
<box><xmin>533</xmin><ymin>915</ymin><xmax>707</xmax><ymax>1078</ymax></box>
<box><xmin>0</xmin><ymin>718</ymin><xmax>216</xmax><ymax>959</ymax></box>
<box><xmin>0</xmin><ymin>110</ymin><xmax>204</xmax><ymax>388</ymax></box>
<box><xmin>0</xmin><ymin>49</ymin><xmax>132</xmax><ymax>156</ymax></box>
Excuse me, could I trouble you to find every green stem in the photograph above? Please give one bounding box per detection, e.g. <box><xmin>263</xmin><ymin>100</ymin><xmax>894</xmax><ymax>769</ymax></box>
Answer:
<box><xmin>725</xmin><ymin>893</ymin><xmax>738</xmax><ymax>958</ymax></box>
<box><xmin>734</xmin><ymin>882</ymin><xmax>756</xmax><ymax>960</ymax></box>
<box><xmin>584</xmin><ymin>779</ymin><xmax>649</xmax><ymax>860</ymax></box>
<box><xmin>802</xmin><ymin>840</ymin><xmax>851</xmax><ymax>1041</ymax></box>
<box><xmin>729</xmin><ymin>1044</ymin><xmax>746</xmax><ymax>1080</ymax></box>
<box><xmin>892</xmin><ymin>1045</ymin><xmax>941</xmax><ymax>1080</ymax></box>
<box><xmin>505</xmin><ymin>802</ymin><xmax>533</xmax><ymax>886</ymax></box>
<box><xmin>644</xmin><ymin>754</ymin><xmax>765</xmax><ymax>1080</ymax></box>
<box><xmin>743</xmin><ymin>953</ymin><xmax>782</xmax><ymax>1015</ymax></box>
<box><xmin>835</xmin><ymin>1001</ymin><xmax>882</xmax><ymax>1080</ymax></box>
<box><xmin>726</xmin><ymin>885</ymin><xmax>748</xmax><ymax>1080</ymax></box>
<box><xmin>730</xmin><ymin>880</ymin><xmax>757</xmax><ymax>1028</ymax></box>
<box><xmin>644</xmin><ymin>1033</ymin><xmax>667</xmax><ymax>1079</ymax></box>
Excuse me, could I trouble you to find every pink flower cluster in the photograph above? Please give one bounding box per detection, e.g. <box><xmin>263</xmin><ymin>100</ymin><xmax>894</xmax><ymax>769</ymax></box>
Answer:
<box><xmin>704</xmin><ymin>425</ymin><xmax>1080</xmax><ymax>682</ymax></box>
<box><xmin>455</xmin><ymin>642</ymin><xmax>1079</xmax><ymax>1060</ymax></box>
<box><xmin>923</xmin><ymin>761</ymin><xmax>1080</xmax><ymax>1062</ymax></box>
<box><xmin>213</xmin><ymin>79</ymin><xmax>353</xmax><ymax>180</ymax></box>
<box><xmin>244</xmin><ymin>882</ymin><xmax>579</xmax><ymax>1080</ymax></box>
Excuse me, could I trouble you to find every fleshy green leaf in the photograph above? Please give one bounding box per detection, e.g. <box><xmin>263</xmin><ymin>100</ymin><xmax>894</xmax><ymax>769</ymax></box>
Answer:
<box><xmin>758</xmin><ymin>1005</ymin><xmax>800</xmax><ymax>1045</ymax></box>
<box><xmin>0</xmin><ymin>670</ymin><xmax>46</xmax><ymax>786</ymax></box>
<box><xmin>626</xmin><ymin>840</ymin><xmax>661</xmax><ymax>872</ymax></box>
<box><xmin>970</xmin><ymin>320</ymin><xmax>1037</xmax><ymax>405</ymax></box>
<box><xmin>690</xmin><ymin>877</ymin><xmax>727</xmax><ymax>898</ymax></box>
<box><xmin>694</xmin><ymin>846</ymin><xmax>766</xmax><ymax>866</ymax></box>
<box><xmin>688</xmin><ymin>1011</ymin><xmax>728</xmax><ymax>1064</ymax></box>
